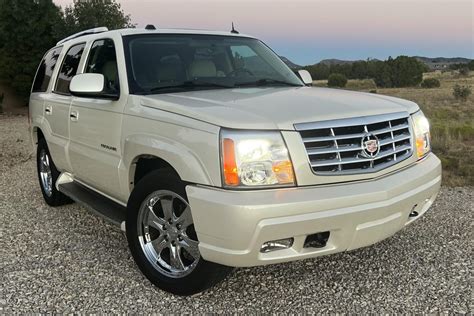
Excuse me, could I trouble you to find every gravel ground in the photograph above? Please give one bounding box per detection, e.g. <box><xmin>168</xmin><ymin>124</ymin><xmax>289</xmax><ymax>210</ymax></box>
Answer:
<box><xmin>0</xmin><ymin>115</ymin><xmax>472</xmax><ymax>313</ymax></box>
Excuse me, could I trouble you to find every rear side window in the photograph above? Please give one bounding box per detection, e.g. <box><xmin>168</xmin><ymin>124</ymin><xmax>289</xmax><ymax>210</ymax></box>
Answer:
<box><xmin>54</xmin><ymin>43</ymin><xmax>86</xmax><ymax>94</ymax></box>
<box><xmin>32</xmin><ymin>47</ymin><xmax>62</xmax><ymax>93</ymax></box>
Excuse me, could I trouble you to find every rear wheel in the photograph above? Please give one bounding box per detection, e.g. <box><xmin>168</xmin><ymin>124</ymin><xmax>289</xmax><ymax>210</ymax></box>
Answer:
<box><xmin>126</xmin><ymin>169</ymin><xmax>232</xmax><ymax>295</ymax></box>
<box><xmin>36</xmin><ymin>138</ymin><xmax>72</xmax><ymax>206</ymax></box>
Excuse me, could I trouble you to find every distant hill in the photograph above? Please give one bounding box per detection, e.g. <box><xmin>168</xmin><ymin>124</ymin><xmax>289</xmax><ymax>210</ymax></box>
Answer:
<box><xmin>305</xmin><ymin>56</ymin><xmax>472</xmax><ymax>70</ymax></box>
<box><xmin>280</xmin><ymin>55</ymin><xmax>472</xmax><ymax>71</ymax></box>
<box><xmin>279</xmin><ymin>56</ymin><xmax>301</xmax><ymax>69</ymax></box>
<box><xmin>414</xmin><ymin>56</ymin><xmax>472</xmax><ymax>64</ymax></box>
<box><xmin>317</xmin><ymin>58</ymin><xmax>383</xmax><ymax>66</ymax></box>
<box><xmin>414</xmin><ymin>56</ymin><xmax>472</xmax><ymax>70</ymax></box>
<box><xmin>319</xmin><ymin>59</ymin><xmax>363</xmax><ymax>65</ymax></box>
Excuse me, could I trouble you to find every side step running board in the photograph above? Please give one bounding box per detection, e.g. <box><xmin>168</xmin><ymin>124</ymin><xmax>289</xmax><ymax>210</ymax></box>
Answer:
<box><xmin>58</xmin><ymin>181</ymin><xmax>126</xmax><ymax>231</ymax></box>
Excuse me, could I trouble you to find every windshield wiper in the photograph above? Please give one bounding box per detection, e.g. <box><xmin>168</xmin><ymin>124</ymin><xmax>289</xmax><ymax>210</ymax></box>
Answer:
<box><xmin>149</xmin><ymin>80</ymin><xmax>233</xmax><ymax>93</ymax></box>
<box><xmin>235</xmin><ymin>78</ymin><xmax>302</xmax><ymax>87</ymax></box>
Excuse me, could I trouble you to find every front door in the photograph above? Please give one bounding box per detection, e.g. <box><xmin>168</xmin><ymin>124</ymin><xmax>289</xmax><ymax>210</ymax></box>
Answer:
<box><xmin>68</xmin><ymin>38</ymin><xmax>125</xmax><ymax>199</ymax></box>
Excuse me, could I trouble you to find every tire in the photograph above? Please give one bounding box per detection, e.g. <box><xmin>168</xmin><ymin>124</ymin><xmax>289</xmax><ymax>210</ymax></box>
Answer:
<box><xmin>36</xmin><ymin>138</ymin><xmax>72</xmax><ymax>206</ymax></box>
<box><xmin>126</xmin><ymin>168</ymin><xmax>232</xmax><ymax>295</ymax></box>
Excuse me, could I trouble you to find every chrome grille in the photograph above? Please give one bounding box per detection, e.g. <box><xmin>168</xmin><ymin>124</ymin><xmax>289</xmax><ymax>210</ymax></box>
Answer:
<box><xmin>295</xmin><ymin>112</ymin><xmax>413</xmax><ymax>175</ymax></box>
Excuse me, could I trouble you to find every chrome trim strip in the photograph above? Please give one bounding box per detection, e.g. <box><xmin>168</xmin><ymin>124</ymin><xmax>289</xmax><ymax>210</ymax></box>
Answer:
<box><xmin>312</xmin><ymin>152</ymin><xmax>413</xmax><ymax>175</ymax></box>
<box><xmin>302</xmin><ymin>125</ymin><xmax>409</xmax><ymax>143</ymax></box>
<box><xmin>307</xmin><ymin>144</ymin><xmax>362</xmax><ymax>155</ymax></box>
<box><xmin>303</xmin><ymin>132</ymin><xmax>366</xmax><ymax>143</ymax></box>
<box><xmin>379</xmin><ymin>134</ymin><xmax>411</xmax><ymax>146</ymax></box>
<box><xmin>294</xmin><ymin>111</ymin><xmax>409</xmax><ymax>131</ymax></box>
<box><xmin>373</xmin><ymin>123</ymin><xmax>409</xmax><ymax>135</ymax></box>
<box><xmin>310</xmin><ymin>145</ymin><xmax>412</xmax><ymax>167</ymax></box>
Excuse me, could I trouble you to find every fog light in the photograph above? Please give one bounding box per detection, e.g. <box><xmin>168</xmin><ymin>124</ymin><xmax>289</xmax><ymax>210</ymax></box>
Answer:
<box><xmin>260</xmin><ymin>238</ymin><xmax>294</xmax><ymax>253</ymax></box>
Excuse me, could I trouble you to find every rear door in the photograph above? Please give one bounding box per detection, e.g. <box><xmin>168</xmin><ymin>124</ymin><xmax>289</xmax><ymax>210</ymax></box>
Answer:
<box><xmin>44</xmin><ymin>44</ymin><xmax>86</xmax><ymax>171</ymax></box>
<box><xmin>68</xmin><ymin>37</ymin><xmax>126</xmax><ymax>199</ymax></box>
<box><xmin>30</xmin><ymin>46</ymin><xmax>62</xmax><ymax>148</ymax></box>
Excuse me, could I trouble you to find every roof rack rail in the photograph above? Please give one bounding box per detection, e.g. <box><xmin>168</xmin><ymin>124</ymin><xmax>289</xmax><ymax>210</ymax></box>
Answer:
<box><xmin>56</xmin><ymin>27</ymin><xmax>109</xmax><ymax>46</ymax></box>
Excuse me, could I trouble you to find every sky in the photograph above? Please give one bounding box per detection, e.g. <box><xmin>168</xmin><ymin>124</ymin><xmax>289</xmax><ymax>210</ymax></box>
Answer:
<box><xmin>53</xmin><ymin>0</ymin><xmax>473</xmax><ymax>65</ymax></box>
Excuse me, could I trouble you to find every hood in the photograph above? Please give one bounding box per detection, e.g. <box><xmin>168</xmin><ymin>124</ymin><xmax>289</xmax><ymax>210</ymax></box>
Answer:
<box><xmin>140</xmin><ymin>87</ymin><xmax>419</xmax><ymax>130</ymax></box>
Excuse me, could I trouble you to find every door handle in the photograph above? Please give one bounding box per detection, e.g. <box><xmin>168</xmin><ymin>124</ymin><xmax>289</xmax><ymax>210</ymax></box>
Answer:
<box><xmin>45</xmin><ymin>105</ymin><xmax>52</xmax><ymax>115</ymax></box>
<box><xmin>70</xmin><ymin>111</ymin><xmax>79</xmax><ymax>122</ymax></box>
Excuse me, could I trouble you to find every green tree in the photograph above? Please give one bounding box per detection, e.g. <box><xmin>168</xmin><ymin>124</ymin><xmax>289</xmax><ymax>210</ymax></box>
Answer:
<box><xmin>60</xmin><ymin>0</ymin><xmax>134</xmax><ymax>38</ymax></box>
<box><xmin>366</xmin><ymin>59</ymin><xmax>379</xmax><ymax>79</ymax></box>
<box><xmin>329</xmin><ymin>63</ymin><xmax>352</xmax><ymax>78</ymax></box>
<box><xmin>389</xmin><ymin>56</ymin><xmax>424</xmax><ymax>87</ymax></box>
<box><xmin>449</xmin><ymin>62</ymin><xmax>473</xmax><ymax>71</ymax></box>
<box><xmin>373</xmin><ymin>61</ymin><xmax>393</xmax><ymax>88</ymax></box>
<box><xmin>304</xmin><ymin>63</ymin><xmax>329</xmax><ymax>80</ymax></box>
<box><xmin>351</xmin><ymin>61</ymin><xmax>368</xmax><ymax>79</ymax></box>
<box><xmin>0</xmin><ymin>0</ymin><xmax>63</xmax><ymax>99</ymax></box>
<box><xmin>468</xmin><ymin>60</ymin><xmax>474</xmax><ymax>71</ymax></box>
<box><xmin>0</xmin><ymin>0</ymin><xmax>134</xmax><ymax>100</ymax></box>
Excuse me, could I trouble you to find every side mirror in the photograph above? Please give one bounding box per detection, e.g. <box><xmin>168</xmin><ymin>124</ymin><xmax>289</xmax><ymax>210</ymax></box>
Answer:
<box><xmin>297</xmin><ymin>70</ymin><xmax>313</xmax><ymax>86</ymax></box>
<box><xmin>70</xmin><ymin>73</ymin><xmax>119</xmax><ymax>100</ymax></box>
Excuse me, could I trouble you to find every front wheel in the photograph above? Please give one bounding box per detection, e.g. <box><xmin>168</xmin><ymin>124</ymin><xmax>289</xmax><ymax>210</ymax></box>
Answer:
<box><xmin>126</xmin><ymin>169</ymin><xmax>232</xmax><ymax>295</ymax></box>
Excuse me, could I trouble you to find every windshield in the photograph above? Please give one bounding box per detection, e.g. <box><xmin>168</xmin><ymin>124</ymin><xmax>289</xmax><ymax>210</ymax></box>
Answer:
<box><xmin>123</xmin><ymin>34</ymin><xmax>304</xmax><ymax>94</ymax></box>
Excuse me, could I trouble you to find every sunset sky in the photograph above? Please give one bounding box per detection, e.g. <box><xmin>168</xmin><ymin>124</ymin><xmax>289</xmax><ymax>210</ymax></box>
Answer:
<box><xmin>53</xmin><ymin>0</ymin><xmax>473</xmax><ymax>65</ymax></box>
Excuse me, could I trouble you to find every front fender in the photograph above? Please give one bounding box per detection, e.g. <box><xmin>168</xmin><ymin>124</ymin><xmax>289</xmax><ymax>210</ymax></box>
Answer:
<box><xmin>120</xmin><ymin>131</ymin><xmax>222</xmax><ymax>198</ymax></box>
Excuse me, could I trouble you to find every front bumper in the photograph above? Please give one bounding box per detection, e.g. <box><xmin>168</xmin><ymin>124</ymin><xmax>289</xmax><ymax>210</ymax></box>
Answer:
<box><xmin>186</xmin><ymin>153</ymin><xmax>441</xmax><ymax>267</ymax></box>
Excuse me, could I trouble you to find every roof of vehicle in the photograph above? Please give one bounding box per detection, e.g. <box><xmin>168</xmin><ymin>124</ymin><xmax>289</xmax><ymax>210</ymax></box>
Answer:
<box><xmin>56</xmin><ymin>26</ymin><xmax>255</xmax><ymax>46</ymax></box>
<box><xmin>119</xmin><ymin>27</ymin><xmax>255</xmax><ymax>38</ymax></box>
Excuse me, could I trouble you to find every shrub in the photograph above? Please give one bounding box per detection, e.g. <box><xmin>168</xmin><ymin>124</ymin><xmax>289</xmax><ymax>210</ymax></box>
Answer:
<box><xmin>459</xmin><ymin>67</ymin><xmax>470</xmax><ymax>76</ymax></box>
<box><xmin>421</xmin><ymin>78</ymin><xmax>440</xmax><ymax>88</ymax></box>
<box><xmin>369</xmin><ymin>89</ymin><xmax>377</xmax><ymax>94</ymax></box>
<box><xmin>0</xmin><ymin>92</ymin><xmax>4</xmax><ymax>114</ymax></box>
<box><xmin>453</xmin><ymin>84</ymin><xmax>472</xmax><ymax>101</ymax></box>
<box><xmin>327</xmin><ymin>73</ymin><xmax>347</xmax><ymax>88</ymax></box>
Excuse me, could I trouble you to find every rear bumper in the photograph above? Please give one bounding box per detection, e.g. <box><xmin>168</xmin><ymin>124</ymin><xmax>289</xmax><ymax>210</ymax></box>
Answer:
<box><xmin>186</xmin><ymin>153</ymin><xmax>441</xmax><ymax>267</ymax></box>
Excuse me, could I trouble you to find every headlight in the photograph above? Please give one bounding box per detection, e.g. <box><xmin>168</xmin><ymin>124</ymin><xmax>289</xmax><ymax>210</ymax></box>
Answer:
<box><xmin>220</xmin><ymin>129</ymin><xmax>295</xmax><ymax>188</ymax></box>
<box><xmin>412</xmin><ymin>111</ymin><xmax>431</xmax><ymax>159</ymax></box>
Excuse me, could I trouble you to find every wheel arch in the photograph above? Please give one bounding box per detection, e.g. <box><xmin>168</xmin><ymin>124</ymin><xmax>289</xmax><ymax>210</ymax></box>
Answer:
<box><xmin>123</xmin><ymin>134</ymin><xmax>218</xmax><ymax>194</ymax></box>
<box><xmin>130</xmin><ymin>154</ymin><xmax>182</xmax><ymax>188</ymax></box>
<box><xmin>32</xmin><ymin>126</ymin><xmax>45</xmax><ymax>144</ymax></box>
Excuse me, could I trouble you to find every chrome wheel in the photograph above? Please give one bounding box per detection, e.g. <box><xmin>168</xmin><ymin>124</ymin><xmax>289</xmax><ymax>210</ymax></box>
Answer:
<box><xmin>137</xmin><ymin>190</ymin><xmax>200</xmax><ymax>278</ymax></box>
<box><xmin>39</xmin><ymin>149</ymin><xmax>53</xmax><ymax>197</ymax></box>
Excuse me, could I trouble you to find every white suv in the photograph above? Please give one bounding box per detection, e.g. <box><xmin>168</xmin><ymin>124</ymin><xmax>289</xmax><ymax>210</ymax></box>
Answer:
<box><xmin>29</xmin><ymin>26</ymin><xmax>441</xmax><ymax>295</ymax></box>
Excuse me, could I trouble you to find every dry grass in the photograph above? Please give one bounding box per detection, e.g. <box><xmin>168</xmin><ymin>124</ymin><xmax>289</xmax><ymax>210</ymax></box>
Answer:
<box><xmin>315</xmin><ymin>72</ymin><xmax>473</xmax><ymax>186</ymax></box>
<box><xmin>378</xmin><ymin>74</ymin><xmax>473</xmax><ymax>186</ymax></box>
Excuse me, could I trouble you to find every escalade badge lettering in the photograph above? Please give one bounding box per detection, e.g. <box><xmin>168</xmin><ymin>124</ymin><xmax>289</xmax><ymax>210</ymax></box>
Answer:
<box><xmin>101</xmin><ymin>144</ymin><xmax>117</xmax><ymax>152</ymax></box>
<box><xmin>361</xmin><ymin>134</ymin><xmax>380</xmax><ymax>158</ymax></box>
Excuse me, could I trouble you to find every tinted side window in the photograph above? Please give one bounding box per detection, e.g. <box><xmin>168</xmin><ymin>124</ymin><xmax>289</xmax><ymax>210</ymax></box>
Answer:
<box><xmin>55</xmin><ymin>43</ymin><xmax>86</xmax><ymax>94</ymax></box>
<box><xmin>32</xmin><ymin>47</ymin><xmax>62</xmax><ymax>93</ymax></box>
<box><xmin>85</xmin><ymin>39</ymin><xmax>119</xmax><ymax>94</ymax></box>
